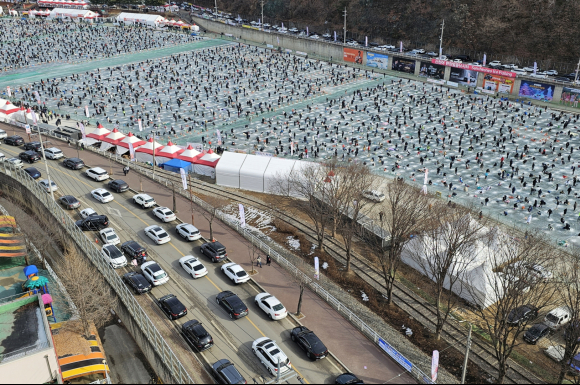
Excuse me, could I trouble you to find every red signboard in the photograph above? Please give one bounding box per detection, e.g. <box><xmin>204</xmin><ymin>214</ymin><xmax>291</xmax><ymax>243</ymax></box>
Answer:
<box><xmin>430</xmin><ymin>59</ymin><xmax>516</xmax><ymax>78</ymax></box>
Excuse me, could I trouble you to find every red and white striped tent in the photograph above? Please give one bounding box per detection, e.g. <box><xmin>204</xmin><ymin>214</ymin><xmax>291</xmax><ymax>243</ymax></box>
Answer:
<box><xmin>0</xmin><ymin>101</ymin><xmax>20</xmax><ymax>116</ymax></box>
<box><xmin>116</xmin><ymin>132</ymin><xmax>146</xmax><ymax>155</ymax></box>
<box><xmin>192</xmin><ymin>149</ymin><xmax>221</xmax><ymax>178</ymax></box>
<box><xmin>135</xmin><ymin>137</ymin><xmax>165</xmax><ymax>164</ymax></box>
<box><xmin>38</xmin><ymin>0</ymin><xmax>90</xmax><ymax>9</ymax></box>
<box><xmin>10</xmin><ymin>106</ymin><xmax>35</xmax><ymax>124</ymax></box>
<box><xmin>156</xmin><ymin>141</ymin><xmax>185</xmax><ymax>159</ymax></box>
<box><xmin>84</xmin><ymin>123</ymin><xmax>111</xmax><ymax>145</ymax></box>
<box><xmin>99</xmin><ymin>128</ymin><xmax>126</xmax><ymax>152</ymax></box>
<box><xmin>177</xmin><ymin>145</ymin><xmax>202</xmax><ymax>162</ymax></box>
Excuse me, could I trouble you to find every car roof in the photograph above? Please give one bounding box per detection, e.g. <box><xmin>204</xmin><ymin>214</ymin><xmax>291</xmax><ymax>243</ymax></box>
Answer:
<box><xmin>68</xmin><ymin>157</ymin><xmax>82</xmax><ymax>162</ymax></box>
<box><xmin>89</xmin><ymin>167</ymin><xmax>107</xmax><ymax>172</ymax></box>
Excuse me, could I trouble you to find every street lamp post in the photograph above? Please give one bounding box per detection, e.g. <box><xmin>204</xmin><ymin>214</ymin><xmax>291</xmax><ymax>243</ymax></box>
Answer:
<box><xmin>456</xmin><ymin>320</ymin><xmax>472</xmax><ymax>384</ymax></box>
<box><xmin>342</xmin><ymin>7</ymin><xmax>347</xmax><ymax>44</ymax></box>
<box><xmin>438</xmin><ymin>19</ymin><xmax>445</xmax><ymax>59</ymax></box>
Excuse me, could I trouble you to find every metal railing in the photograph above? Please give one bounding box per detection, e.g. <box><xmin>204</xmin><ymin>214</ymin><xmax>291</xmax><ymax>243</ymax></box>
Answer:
<box><xmin>0</xmin><ymin>340</ymin><xmax>51</xmax><ymax>364</ymax></box>
<box><xmin>0</xmin><ymin>163</ymin><xmax>195</xmax><ymax>384</ymax></box>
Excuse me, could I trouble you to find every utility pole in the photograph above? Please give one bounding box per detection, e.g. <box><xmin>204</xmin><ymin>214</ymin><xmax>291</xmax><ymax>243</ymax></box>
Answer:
<box><xmin>461</xmin><ymin>322</ymin><xmax>472</xmax><ymax>384</ymax></box>
<box><xmin>574</xmin><ymin>58</ymin><xmax>580</xmax><ymax>85</ymax></box>
<box><xmin>438</xmin><ymin>19</ymin><xmax>445</xmax><ymax>59</ymax></box>
<box><xmin>261</xmin><ymin>0</ymin><xmax>264</xmax><ymax>31</ymax></box>
<box><xmin>36</xmin><ymin>116</ymin><xmax>54</xmax><ymax>202</ymax></box>
<box><xmin>214</xmin><ymin>0</ymin><xmax>217</xmax><ymax>16</ymax></box>
<box><xmin>342</xmin><ymin>7</ymin><xmax>347</xmax><ymax>44</ymax></box>
<box><xmin>172</xmin><ymin>181</ymin><xmax>177</xmax><ymax>214</ymax></box>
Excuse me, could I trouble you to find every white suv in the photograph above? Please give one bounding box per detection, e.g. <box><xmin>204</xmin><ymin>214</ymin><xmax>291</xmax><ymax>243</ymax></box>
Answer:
<box><xmin>101</xmin><ymin>244</ymin><xmax>127</xmax><ymax>269</ymax></box>
<box><xmin>252</xmin><ymin>337</ymin><xmax>292</xmax><ymax>376</ymax></box>
<box><xmin>362</xmin><ymin>190</ymin><xmax>385</xmax><ymax>202</ymax></box>
<box><xmin>133</xmin><ymin>193</ymin><xmax>156</xmax><ymax>208</ymax></box>
<box><xmin>86</xmin><ymin>167</ymin><xmax>109</xmax><ymax>181</ymax></box>
<box><xmin>0</xmin><ymin>129</ymin><xmax>7</xmax><ymax>140</ymax></box>
<box><xmin>44</xmin><ymin>147</ymin><xmax>64</xmax><ymax>160</ymax></box>
<box><xmin>141</xmin><ymin>261</ymin><xmax>169</xmax><ymax>286</ymax></box>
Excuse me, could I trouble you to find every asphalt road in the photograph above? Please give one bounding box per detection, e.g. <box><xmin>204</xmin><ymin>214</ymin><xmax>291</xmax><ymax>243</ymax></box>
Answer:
<box><xmin>0</xmin><ymin>142</ymin><xmax>345</xmax><ymax>384</ymax></box>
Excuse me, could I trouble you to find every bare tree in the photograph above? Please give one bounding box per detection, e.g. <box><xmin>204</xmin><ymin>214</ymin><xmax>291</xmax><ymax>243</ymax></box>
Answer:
<box><xmin>465</xmin><ymin>230</ymin><xmax>556</xmax><ymax>384</ymax></box>
<box><xmin>288</xmin><ymin>258</ymin><xmax>310</xmax><ymax>317</ymax></box>
<box><xmin>247</xmin><ymin>239</ymin><xmax>260</xmax><ymax>274</ymax></box>
<box><xmin>369</xmin><ymin>179</ymin><xmax>433</xmax><ymax>305</ymax></box>
<box><xmin>198</xmin><ymin>195</ymin><xmax>229</xmax><ymax>242</ymax></box>
<box><xmin>556</xmin><ymin>248</ymin><xmax>580</xmax><ymax>384</ymax></box>
<box><xmin>405</xmin><ymin>203</ymin><xmax>490</xmax><ymax>340</ymax></box>
<box><xmin>54</xmin><ymin>242</ymin><xmax>118</xmax><ymax>338</ymax></box>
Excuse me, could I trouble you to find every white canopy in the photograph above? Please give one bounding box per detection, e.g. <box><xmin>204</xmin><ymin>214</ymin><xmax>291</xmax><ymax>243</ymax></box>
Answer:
<box><xmin>239</xmin><ymin>154</ymin><xmax>272</xmax><ymax>192</ymax></box>
<box><xmin>116</xmin><ymin>13</ymin><xmax>167</xmax><ymax>27</ymax></box>
<box><xmin>135</xmin><ymin>137</ymin><xmax>166</xmax><ymax>164</ymax></box>
<box><xmin>215</xmin><ymin>152</ymin><xmax>247</xmax><ymax>188</ymax></box>
<box><xmin>178</xmin><ymin>145</ymin><xmax>201</xmax><ymax>162</ymax></box>
<box><xmin>48</xmin><ymin>8</ymin><xmax>98</xmax><ymax>19</ymax></box>
<box><xmin>263</xmin><ymin>157</ymin><xmax>296</xmax><ymax>194</ymax></box>
<box><xmin>100</xmin><ymin>128</ymin><xmax>126</xmax><ymax>151</ymax></box>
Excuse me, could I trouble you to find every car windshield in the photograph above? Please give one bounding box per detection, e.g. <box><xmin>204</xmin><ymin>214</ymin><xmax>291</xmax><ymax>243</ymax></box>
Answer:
<box><xmin>273</xmin><ymin>304</ymin><xmax>284</xmax><ymax>311</ymax></box>
<box><xmin>101</xmin><ymin>192</ymin><xmax>111</xmax><ymax>197</ymax></box>
<box><xmin>270</xmin><ymin>348</ymin><xmax>280</xmax><ymax>356</ymax></box>
<box><xmin>236</xmin><ymin>271</ymin><xmax>247</xmax><ymax>277</ymax></box>
<box><xmin>107</xmin><ymin>234</ymin><xmax>117</xmax><ymax>240</ymax></box>
<box><xmin>154</xmin><ymin>271</ymin><xmax>167</xmax><ymax>279</ymax></box>
<box><xmin>52</xmin><ymin>150</ymin><xmax>62</xmax><ymax>154</ymax></box>
<box><xmin>158</xmin><ymin>232</ymin><xmax>169</xmax><ymax>238</ymax></box>
<box><xmin>193</xmin><ymin>264</ymin><xmax>204</xmax><ymax>271</ymax></box>
<box><xmin>546</xmin><ymin>313</ymin><xmax>560</xmax><ymax>323</ymax></box>
<box><xmin>145</xmin><ymin>198</ymin><xmax>154</xmax><ymax>202</ymax></box>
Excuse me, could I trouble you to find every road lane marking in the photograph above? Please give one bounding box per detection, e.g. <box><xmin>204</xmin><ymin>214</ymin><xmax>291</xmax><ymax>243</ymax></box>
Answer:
<box><xmin>291</xmin><ymin>364</ymin><xmax>310</xmax><ymax>384</ymax></box>
<box><xmin>246</xmin><ymin>317</ymin><xmax>266</xmax><ymax>338</ymax></box>
<box><xmin>204</xmin><ymin>276</ymin><xmax>222</xmax><ymax>292</ymax></box>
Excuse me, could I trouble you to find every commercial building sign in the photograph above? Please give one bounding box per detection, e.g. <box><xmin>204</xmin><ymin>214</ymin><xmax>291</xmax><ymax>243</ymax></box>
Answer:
<box><xmin>518</xmin><ymin>81</ymin><xmax>555</xmax><ymax>101</ymax></box>
<box><xmin>482</xmin><ymin>74</ymin><xmax>514</xmax><ymax>94</ymax></box>
<box><xmin>561</xmin><ymin>87</ymin><xmax>580</xmax><ymax>108</ymax></box>
<box><xmin>431</xmin><ymin>59</ymin><xmax>516</xmax><ymax>78</ymax></box>
<box><xmin>344</xmin><ymin>48</ymin><xmax>363</xmax><ymax>64</ymax></box>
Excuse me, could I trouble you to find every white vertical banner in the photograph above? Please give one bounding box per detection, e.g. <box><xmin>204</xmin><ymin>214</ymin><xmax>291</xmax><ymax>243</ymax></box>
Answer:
<box><xmin>291</xmin><ymin>141</ymin><xmax>294</xmax><ymax>156</ymax></box>
<box><xmin>30</xmin><ymin>110</ymin><xmax>38</xmax><ymax>125</ymax></box>
<box><xmin>422</xmin><ymin>168</ymin><xmax>428</xmax><ymax>195</ymax></box>
<box><xmin>34</xmin><ymin>91</ymin><xmax>41</xmax><ymax>104</ymax></box>
<box><xmin>180</xmin><ymin>168</ymin><xmax>187</xmax><ymax>190</ymax></box>
<box><xmin>334</xmin><ymin>31</ymin><xmax>337</xmax><ymax>42</ymax></box>
<box><xmin>431</xmin><ymin>350</ymin><xmax>439</xmax><ymax>382</ymax></box>
<box><xmin>216</xmin><ymin>129</ymin><xmax>222</xmax><ymax>145</ymax></box>
<box><xmin>533</xmin><ymin>62</ymin><xmax>537</xmax><ymax>75</ymax></box>
<box><xmin>239</xmin><ymin>204</ymin><xmax>246</xmax><ymax>227</ymax></box>
<box><xmin>281</xmin><ymin>22</ymin><xmax>284</xmax><ymax>29</ymax></box>
<box><xmin>128</xmin><ymin>141</ymin><xmax>136</xmax><ymax>161</ymax></box>
<box><xmin>482</xmin><ymin>54</ymin><xmax>487</xmax><ymax>67</ymax></box>
<box><xmin>85</xmin><ymin>105</ymin><xmax>89</xmax><ymax>117</ymax></box>
<box><xmin>400</xmin><ymin>41</ymin><xmax>403</xmax><ymax>53</ymax></box>
<box><xmin>365</xmin><ymin>36</ymin><xmax>368</xmax><ymax>47</ymax></box>
<box><xmin>78</xmin><ymin>122</ymin><xmax>86</xmax><ymax>139</ymax></box>
<box><xmin>138</xmin><ymin>118</ymin><xmax>143</xmax><ymax>131</ymax></box>
<box><xmin>306</xmin><ymin>26</ymin><xmax>309</xmax><ymax>36</ymax></box>
<box><xmin>314</xmin><ymin>256</ymin><xmax>320</xmax><ymax>280</ymax></box>
<box><xmin>6</xmin><ymin>86</ymin><xmax>11</xmax><ymax>97</ymax></box>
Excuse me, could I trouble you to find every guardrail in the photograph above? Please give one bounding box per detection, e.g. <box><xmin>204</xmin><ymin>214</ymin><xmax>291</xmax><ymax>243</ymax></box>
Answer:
<box><xmin>0</xmin><ymin>162</ymin><xmax>195</xmax><ymax>384</ymax></box>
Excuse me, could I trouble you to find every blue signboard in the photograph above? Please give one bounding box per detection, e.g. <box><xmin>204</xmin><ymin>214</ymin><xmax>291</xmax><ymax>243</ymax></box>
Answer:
<box><xmin>378</xmin><ymin>338</ymin><xmax>413</xmax><ymax>372</ymax></box>
<box><xmin>366</xmin><ymin>52</ymin><xmax>389</xmax><ymax>70</ymax></box>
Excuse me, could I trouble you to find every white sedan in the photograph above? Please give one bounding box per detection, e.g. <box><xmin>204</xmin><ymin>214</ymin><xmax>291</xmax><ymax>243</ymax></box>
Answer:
<box><xmin>80</xmin><ymin>208</ymin><xmax>98</xmax><ymax>219</ymax></box>
<box><xmin>255</xmin><ymin>292</ymin><xmax>287</xmax><ymax>320</ymax></box>
<box><xmin>39</xmin><ymin>179</ymin><xmax>58</xmax><ymax>192</ymax></box>
<box><xmin>153</xmin><ymin>207</ymin><xmax>177</xmax><ymax>222</ymax></box>
<box><xmin>91</xmin><ymin>188</ymin><xmax>114</xmax><ymax>203</ymax></box>
<box><xmin>179</xmin><ymin>255</ymin><xmax>208</xmax><ymax>279</ymax></box>
<box><xmin>99</xmin><ymin>228</ymin><xmax>120</xmax><ymax>246</ymax></box>
<box><xmin>175</xmin><ymin>223</ymin><xmax>202</xmax><ymax>241</ymax></box>
<box><xmin>101</xmin><ymin>244</ymin><xmax>127</xmax><ymax>269</ymax></box>
<box><xmin>7</xmin><ymin>157</ymin><xmax>23</xmax><ymax>169</ymax></box>
<box><xmin>221</xmin><ymin>262</ymin><xmax>250</xmax><ymax>284</ymax></box>
<box><xmin>144</xmin><ymin>225</ymin><xmax>171</xmax><ymax>245</ymax></box>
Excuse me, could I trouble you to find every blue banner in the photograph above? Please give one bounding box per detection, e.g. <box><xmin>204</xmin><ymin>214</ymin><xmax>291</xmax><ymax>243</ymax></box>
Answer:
<box><xmin>378</xmin><ymin>338</ymin><xmax>413</xmax><ymax>372</ymax></box>
<box><xmin>519</xmin><ymin>81</ymin><xmax>555</xmax><ymax>101</ymax></box>
<box><xmin>366</xmin><ymin>52</ymin><xmax>389</xmax><ymax>70</ymax></box>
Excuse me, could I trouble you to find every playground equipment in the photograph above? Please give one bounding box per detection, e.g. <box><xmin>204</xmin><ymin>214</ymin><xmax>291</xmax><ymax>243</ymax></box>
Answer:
<box><xmin>21</xmin><ymin>265</ymin><xmax>56</xmax><ymax>321</ymax></box>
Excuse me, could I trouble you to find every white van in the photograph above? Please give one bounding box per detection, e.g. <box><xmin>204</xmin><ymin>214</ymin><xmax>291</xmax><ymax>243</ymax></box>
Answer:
<box><xmin>544</xmin><ymin>306</ymin><xmax>572</xmax><ymax>330</ymax></box>
<box><xmin>363</xmin><ymin>190</ymin><xmax>386</xmax><ymax>202</ymax></box>
<box><xmin>0</xmin><ymin>129</ymin><xmax>7</xmax><ymax>140</ymax></box>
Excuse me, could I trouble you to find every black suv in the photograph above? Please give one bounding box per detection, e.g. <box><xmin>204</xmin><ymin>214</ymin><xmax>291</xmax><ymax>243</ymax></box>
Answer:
<box><xmin>216</xmin><ymin>291</ymin><xmax>248</xmax><ymax>320</ymax></box>
<box><xmin>108</xmin><ymin>179</ymin><xmax>129</xmax><ymax>193</ymax></box>
<box><xmin>507</xmin><ymin>305</ymin><xmax>539</xmax><ymax>326</ymax></box>
<box><xmin>23</xmin><ymin>141</ymin><xmax>42</xmax><ymax>152</ymax></box>
<box><xmin>121</xmin><ymin>240</ymin><xmax>148</xmax><ymax>261</ymax></box>
<box><xmin>4</xmin><ymin>135</ymin><xmax>24</xmax><ymax>146</ymax></box>
<box><xmin>157</xmin><ymin>294</ymin><xmax>187</xmax><ymax>320</ymax></box>
<box><xmin>19</xmin><ymin>151</ymin><xmax>41</xmax><ymax>163</ymax></box>
<box><xmin>212</xmin><ymin>359</ymin><xmax>245</xmax><ymax>385</ymax></box>
<box><xmin>123</xmin><ymin>272</ymin><xmax>152</xmax><ymax>294</ymax></box>
<box><xmin>290</xmin><ymin>326</ymin><xmax>329</xmax><ymax>360</ymax></box>
<box><xmin>200</xmin><ymin>241</ymin><xmax>227</xmax><ymax>262</ymax></box>
<box><xmin>182</xmin><ymin>320</ymin><xmax>213</xmax><ymax>352</ymax></box>
<box><xmin>63</xmin><ymin>157</ymin><xmax>85</xmax><ymax>170</ymax></box>
<box><xmin>75</xmin><ymin>215</ymin><xmax>109</xmax><ymax>231</ymax></box>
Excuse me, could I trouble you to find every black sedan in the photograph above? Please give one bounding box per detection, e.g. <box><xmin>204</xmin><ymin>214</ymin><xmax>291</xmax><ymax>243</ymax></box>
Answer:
<box><xmin>157</xmin><ymin>294</ymin><xmax>187</xmax><ymax>320</ymax></box>
<box><xmin>4</xmin><ymin>135</ymin><xmax>24</xmax><ymax>146</ymax></box>
<box><xmin>182</xmin><ymin>320</ymin><xmax>213</xmax><ymax>351</ymax></box>
<box><xmin>291</xmin><ymin>326</ymin><xmax>328</xmax><ymax>360</ymax></box>
<box><xmin>63</xmin><ymin>157</ymin><xmax>85</xmax><ymax>170</ymax></box>
<box><xmin>19</xmin><ymin>151</ymin><xmax>41</xmax><ymax>163</ymax></box>
<box><xmin>335</xmin><ymin>373</ymin><xmax>364</xmax><ymax>384</ymax></box>
<box><xmin>108</xmin><ymin>179</ymin><xmax>129</xmax><ymax>193</ymax></box>
<box><xmin>507</xmin><ymin>305</ymin><xmax>538</xmax><ymax>326</ymax></box>
<box><xmin>212</xmin><ymin>359</ymin><xmax>245</xmax><ymax>385</ymax></box>
<box><xmin>23</xmin><ymin>141</ymin><xmax>43</xmax><ymax>152</ymax></box>
<box><xmin>523</xmin><ymin>323</ymin><xmax>550</xmax><ymax>344</ymax></box>
<box><xmin>123</xmin><ymin>272</ymin><xmax>152</xmax><ymax>294</ymax></box>
<box><xmin>23</xmin><ymin>167</ymin><xmax>42</xmax><ymax>180</ymax></box>
<box><xmin>58</xmin><ymin>195</ymin><xmax>81</xmax><ymax>209</ymax></box>
<box><xmin>216</xmin><ymin>291</ymin><xmax>248</xmax><ymax>320</ymax></box>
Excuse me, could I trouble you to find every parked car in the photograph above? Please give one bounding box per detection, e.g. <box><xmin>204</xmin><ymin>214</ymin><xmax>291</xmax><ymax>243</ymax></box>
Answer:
<box><xmin>75</xmin><ymin>215</ymin><xmax>109</xmax><ymax>231</ymax></box>
<box><xmin>141</xmin><ymin>261</ymin><xmax>169</xmax><ymax>286</ymax></box>
<box><xmin>543</xmin><ymin>69</ymin><xmax>558</xmax><ymax>76</ymax></box>
<box><xmin>212</xmin><ymin>359</ymin><xmax>245</xmax><ymax>385</ymax></box>
<box><xmin>488</xmin><ymin>60</ymin><xmax>502</xmax><ymax>67</ymax></box>
<box><xmin>121</xmin><ymin>240</ymin><xmax>148</xmax><ymax>263</ymax></box>
<box><xmin>216</xmin><ymin>291</ymin><xmax>248</xmax><ymax>320</ymax></box>
<box><xmin>39</xmin><ymin>179</ymin><xmax>58</xmax><ymax>192</ymax></box>
<box><xmin>123</xmin><ymin>271</ymin><xmax>152</xmax><ymax>294</ymax></box>
<box><xmin>544</xmin><ymin>306</ymin><xmax>572</xmax><ymax>330</ymax></box>
<box><xmin>523</xmin><ymin>323</ymin><xmax>550</xmax><ymax>344</ymax></box>
<box><xmin>108</xmin><ymin>179</ymin><xmax>129</xmax><ymax>193</ymax></box>
<box><xmin>426</xmin><ymin>51</ymin><xmax>438</xmax><ymax>57</ymax></box>
<box><xmin>99</xmin><ymin>227</ymin><xmax>120</xmax><ymax>245</ymax></box>
<box><xmin>362</xmin><ymin>190</ymin><xmax>385</xmax><ymax>202</ymax></box>
<box><xmin>80</xmin><ymin>208</ymin><xmax>98</xmax><ymax>219</ymax></box>
<box><xmin>175</xmin><ymin>223</ymin><xmax>202</xmax><ymax>241</ymax></box>
<box><xmin>522</xmin><ymin>66</ymin><xmax>535</xmax><ymax>72</ymax></box>
<box><xmin>58</xmin><ymin>195</ymin><xmax>80</xmax><ymax>209</ymax></box>
<box><xmin>179</xmin><ymin>255</ymin><xmax>208</xmax><ymax>279</ymax></box>
<box><xmin>133</xmin><ymin>193</ymin><xmax>156</xmax><ymax>208</ymax></box>
<box><xmin>252</xmin><ymin>337</ymin><xmax>292</xmax><ymax>376</ymax></box>
<box><xmin>24</xmin><ymin>167</ymin><xmax>42</xmax><ymax>180</ymax></box>
<box><xmin>0</xmin><ymin>152</ymin><xmax>5</xmax><ymax>162</ymax></box>
<box><xmin>92</xmin><ymin>188</ymin><xmax>114</xmax><ymax>203</ymax></box>
<box><xmin>200</xmin><ymin>241</ymin><xmax>227</xmax><ymax>262</ymax></box>
<box><xmin>153</xmin><ymin>206</ymin><xmax>177</xmax><ymax>222</ymax></box>
<box><xmin>63</xmin><ymin>157</ymin><xmax>85</xmax><ymax>170</ymax></box>
<box><xmin>101</xmin><ymin>244</ymin><xmax>127</xmax><ymax>268</ymax></box>
<box><xmin>6</xmin><ymin>157</ymin><xmax>23</xmax><ymax>169</ymax></box>
<box><xmin>182</xmin><ymin>320</ymin><xmax>213</xmax><ymax>352</ymax></box>
<box><xmin>144</xmin><ymin>225</ymin><xmax>171</xmax><ymax>245</ymax></box>
<box><xmin>255</xmin><ymin>292</ymin><xmax>287</xmax><ymax>320</ymax></box>
<box><xmin>4</xmin><ymin>135</ymin><xmax>24</xmax><ymax>146</ymax></box>
<box><xmin>221</xmin><ymin>262</ymin><xmax>250</xmax><ymax>284</ymax></box>
<box><xmin>512</xmin><ymin>69</ymin><xmax>528</xmax><ymax>76</ymax></box>
<box><xmin>507</xmin><ymin>305</ymin><xmax>538</xmax><ymax>326</ymax></box>
<box><xmin>335</xmin><ymin>373</ymin><xmax>365</xmax><ymax>384</ymax></box>
<box><xmin>569</xmin><ymin>353</ymin><xmax>580</xmax><ymax>376</ymax></box>
<box><xmin>0</xmin><ymin>129</ymin><xmax>6</xmax><ymax>140</ymax></box>
<box><xmin>86</xmin><ymin>167</ymin><xmax>110</xmax><ymax>181</ymax></box>
<box><xmin>19</xmin><ymin>150</ymin><xmax>41</xmax><ymax>163</ymax></box>
<box><xmin>23</xmin><ymin>141</ymin><xmax>43</xmax><ymax>152</ymax></box>
<box><xmin>44</xmin><ymin>147</ymin><xmax>64</xmax><ymax>160</ymax></box>
<box><xmin>157</xmin><ymin>294</ymin><xmax>187</xmax><ymax>320</ymax></box>
<box><xmin>290</xmin><ymin>326</ymin><xmax>328</xmax><ymax>359</ymax></box>
<box><xmin>529</xmin><ymin>73</ymin><xmax>548</xmax><ymax>79</ymax></box>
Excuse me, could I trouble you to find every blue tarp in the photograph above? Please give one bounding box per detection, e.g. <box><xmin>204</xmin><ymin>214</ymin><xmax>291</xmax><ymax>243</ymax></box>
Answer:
<box><xmin>161</xmin><ymin>159</ymin><xmax>191</xmax><ymax>173</ymax></box>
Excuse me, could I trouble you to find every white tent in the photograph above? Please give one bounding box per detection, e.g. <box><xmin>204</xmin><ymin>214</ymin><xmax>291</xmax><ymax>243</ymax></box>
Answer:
<box><xmin>116</xmin><ymin>132</ymin><xmax>146</xmax><ymax>155</ymax></box>
<box><xmin>135</xmin><ymin>138</ymin><xmax>165</xmax><ymax>164</ymax></box>
<box><xmin>239</xmin><ymin>154</ymin><xmax>272</xmax><ymax>192</ymax></box>
<box><xmin>116</xmin><ymin>13</ymin><xmax>167</xmax><ymax>27</ymax></box>
<box><xmin>99</xmin><ymin>128</ymin><xmax>126</xmax><ymax>152</ymax></box>
<box><xmin>10</xmin><ymin>108</ymin><xmax>34</xmax><ymax>124</ymax></box>
<box><xmin>192</xmin><ymin>149</ymin><xmax>221</xmax><ymax>178</ymax></box>
<box><xmin>263</xmin><ymin>157</ymin><xmax>296</xmax><ymax>194</ymax></box>
<box><xmin>47</xmin><ymin>8</ymin><xmax>98</xmax><ymax>21</ymax></box>
<box><xmin>215</xmin><ymin>152</ymin><xmax>248</xmax><ymax>188</ymax></box>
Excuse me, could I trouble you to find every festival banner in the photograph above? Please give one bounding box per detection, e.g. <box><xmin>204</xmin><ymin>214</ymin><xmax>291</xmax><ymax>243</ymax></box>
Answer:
<box><xmin>419</xmin><ymin>61</ymin><xmax>445</xmax><ymax>79</ymax></box>
<box><xmin>239</xmin><ymin>204</ymin><xmax>246</xmax><ymax>227</ymax></box>
<box><xmin>128</xmin><ymin>141</ymin><xmax>136</xmax><ymax>161</ymax></box>
<box><xmin>180</xmin><ymin>168</ymin><xmax>187</xmax><ymax>190</ymax></box>
<box><xmin>431</xmin><ymin>59</ymin><xmax>516</xmax><ymax>78</ymax></box>
<box><xmin>6</xmin><ymin>87</ymin><xmax>11</xmax><ymax>97</ymax></box>
<box><xmin>449</xmin><ymin>68</ymin><xmax>478</xmax><ymax>86</ymax></box>
<box><xmin>138</xmin><ymin>118</ymin><xmax>143</xmax><ymax>131</ymax></box>
<box><xmin>343</xmin><ymin>48</ymin><xmax>363</xmax><ymax>64</ymax></box>
<box><xmin>518</xmin><ymin>81</ymin><xmax>555</xmax><ymax>101</ymax></box>
<box><xmin>366</xmin><ymin>52</ymin><xmax>389</xmax><ymax>70</ymax></box>
<box><xmin>560</xmin><ymin>87</ymin><xmax>580</xmax><ymax>108</ymax></box>
<box><xmin>392</xmin><ymin>58</ymin><xmax>416</xmax><ymax>74</ymax></box>
<box><xmin>78</xmin><ymin>122</ymin><xmax>86</xmax><ymax>139</ymax></box>
<box><xmin>85</xmin><ymin>105</ymin><xmax>90</xmax><ymax>117</ymax></box>
<box><xmin>482</xmin><ymin>74</ymin><xmax>514</xmax><ymax>94</ymax></box>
